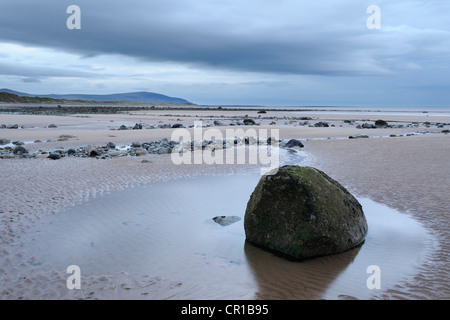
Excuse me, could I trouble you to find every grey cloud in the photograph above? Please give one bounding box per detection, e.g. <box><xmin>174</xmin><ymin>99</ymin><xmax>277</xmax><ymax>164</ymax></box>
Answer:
<box><xmin>1</xmin><ymin>0</ymin><xmax>448</xmax><ymax>78</ymax></box>
<box><xmin>21</xmin><ymin>77</ymin><xmax>41</xmax><ymax>83</ymax></box>
<box><xmin>0</xmin><ymin>62</ymin><xmax>102</xmax><ymax>78</ymax></box>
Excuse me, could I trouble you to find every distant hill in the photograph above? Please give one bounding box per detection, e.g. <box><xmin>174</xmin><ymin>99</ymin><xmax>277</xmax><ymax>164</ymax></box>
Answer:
<box><xmin>0</xmin><ymin>91</ymin><xmax>69</xmax><ymax>104</ymax></box>
<box><xmin>0</xmin><ymin>88</ymin><xmax>192</xmax><ymax>104</ymax></box>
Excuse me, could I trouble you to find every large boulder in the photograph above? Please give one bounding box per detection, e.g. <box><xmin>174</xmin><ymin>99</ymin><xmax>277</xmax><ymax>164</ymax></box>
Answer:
<box><xmin>244</xmin><ymin>165</ymin><xmax>368</xmax><ymax>260</ymax></box>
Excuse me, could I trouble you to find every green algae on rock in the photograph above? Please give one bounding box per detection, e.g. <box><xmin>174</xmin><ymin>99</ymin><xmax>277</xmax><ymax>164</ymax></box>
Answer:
<box><xmin>244</xmin><ymin>165</ymin><xmax>368</xmax><ymax>260</ymax></box>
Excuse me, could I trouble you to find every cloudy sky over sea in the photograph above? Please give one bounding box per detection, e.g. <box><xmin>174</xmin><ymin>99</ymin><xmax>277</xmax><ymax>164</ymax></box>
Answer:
<box><xmin>0</xmin><ymin>0</ymin><xmax>449</xmax><ymax>107</ymax></box>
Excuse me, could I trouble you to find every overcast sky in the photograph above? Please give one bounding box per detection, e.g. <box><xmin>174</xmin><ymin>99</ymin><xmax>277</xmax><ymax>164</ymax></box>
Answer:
<box><xmin>0</xmin><ymin>0</ymin><xmax>449</xmax><ymax>107</ymax></box>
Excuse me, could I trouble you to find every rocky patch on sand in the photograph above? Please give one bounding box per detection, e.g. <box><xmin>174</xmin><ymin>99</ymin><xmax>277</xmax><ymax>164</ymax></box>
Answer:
<box><xmin>0</xmin><ymin>137</ymin><xmax>304</xmax><ymax>160</ymax></box>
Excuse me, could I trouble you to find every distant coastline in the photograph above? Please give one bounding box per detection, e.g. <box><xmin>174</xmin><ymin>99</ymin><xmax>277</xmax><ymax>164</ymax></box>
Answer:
<box><xmin>0</xmin><ymin>89</ymin><xmax>192</xmax><ymax>105</ymax></box>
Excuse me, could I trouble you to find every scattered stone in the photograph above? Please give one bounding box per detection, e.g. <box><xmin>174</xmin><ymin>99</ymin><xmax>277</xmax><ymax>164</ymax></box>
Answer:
<box><xmin>314</xmin><ymin>121</ymin><xmax>329</xmax><ymax>127</ymax></box>
<box><xmin>133</xmin><ymin>123</ymin><xmax>143</xmax><ymax>130</ymax></box>
<box><xmin>172</xmin><ymin>123</ymin><xmax>185</xmax><ymax>128</ymax></box>
<box><xmin>89</xmin><ymin>149</ymin><xmax>101</xmax><ymax>157</ymax></box>
<box><xmin>257</xmin><ymin>110</ymin><xmax>267</xmax><ymax>114</ymax></box>
<box><xmin>48</xmin><ymin>124</ymin><xmax>58</xmax><ymax>128</ymax></box>
<box><xmin>243</xmin><ymin>119</ymin><xmax>256</xmax><ymax>125</ymax></box>
<box><xmin>157</xmin><ymin>147</ymin><xmax>171</xmax><ymax>154</ymax></box>
<box><xmin>107</xmin><ymin>150</ymin><xmax>127</xmax><ymax>157</ymax></box>
<box><xmin>267</xmin><ymin>137</ymin><xmax>277</xmax><ymax>145</ymax></box>
<box><xmin>213</xmin><ymin>120</ymin><xmax>225</xmax><ymax>126</ymax></box>
<box><xmin>375</xmin><ymin>119</ymin><xmax>389</xmax><ymax>127</ymax></box>
<box><xmin>0</xmin><ymin>139</ymin><xmax>11</xmax><ymax>145</ymax></box>
<box><xmin>212</xmin><ymin>216</ymin><xmax>241</xmax><ymax>226</ymax></box>
<box><xmin>133</xmin><ymin>148</ymin><xmax>148</xmax><ymax>156</ymax></box>
<box><xmin>360</xmin><ymin>123</ymin><xmax>376</xmax><ymax>129</ymax></box>
<box><xmin>244</xmin><ymin>165</ymin><xmax>368</xmax><ymax>260</ymax></box>
<box><xmin>285</xmin><ymin>139</ymin><xmax>304</xmax><ymax>148</ymax></box>
<box><xmin>118</xmin><ymin>125</ymin><xmax>128</xmax><ymax>130</ymax></box>
<box><xmin>0</xmin><ymin>136</ymin><xmax>300</xmax><ymax>161</ymax></box>
<box><xmin>349</xmin><ymin>134</ymin><xmax>369</xmax><ymax>139</ymax></box>
<box><xmin>6</xmin><ymin>124</ymin><xmax>19</xmax><ymax>129</ymax></box>
<box><xmin>48</xmin><ymin>153</ymin><xmax>61</xmax><ymax>160</ymax></box>
<box><xmin>13</xmin><ymin>146</ymin><xmax>28</xmax><ymax>155</ymax></box>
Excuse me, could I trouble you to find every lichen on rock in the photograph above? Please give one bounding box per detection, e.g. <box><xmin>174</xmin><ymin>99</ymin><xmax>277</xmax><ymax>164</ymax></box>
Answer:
<box><xmin>244</xmin><ymin>165</ymin><xmax>368</xmax><ymax>260</ymax></box>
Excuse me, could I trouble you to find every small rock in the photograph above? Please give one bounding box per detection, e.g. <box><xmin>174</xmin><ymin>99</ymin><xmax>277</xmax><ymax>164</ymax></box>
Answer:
<box><xmin>48</xmin><ymin>153</ymin><xmax>61</xmax><ymax>160</ymax></box>
<box><xmin>157</xmin><ymin>147</ymin><xmax>171</xmax><ymax>154</ymax></box>
<box><xmin>314</xmin><ymin>122</ymin><xmax>329</xmax><ymax>127</ymax></box>
<box><xmin>107</xmin><ymin>150</ymin><xmax>127</xmax><ymax>157</ymax></box>
<box><xmin>361</xmin><ymin>123</ymin><xmax>376</xmax><ymax>129</ymax></box>
<box><xmin>13</xmin><ymin>146</ymin><xmax>28</xmax><ymax>155</ymax></box>
<box><xmin>285</xmin><ymin>139</ymin><xmax>304</xmax><ymax>148</ymax></box>
<box><xmin>106</xmin><ymin>141</ymin><xmax>116</xmax><ymax>149</ymax></box>
<box><xmin>0</xmin><ymin>139</ymin><xmax>11</xmax><ymax>145</ymax></box>
<box><xmin>118</xmin><ymin>125</ymin><xmax>128</xmax><ymax>130</ymax></box>
<box><xmin>48</xmin><ymin>124</ymin><xmax>58</xmax><ymax>128</ymax></box>
<box><xmin>212</xmin><ymin>216</ymin><xmax>241</xmax><ymax>226</ymax></box>
<box><xmin>89</xmin><ymin>149</ymin><xmax>101</xmax><ymax>157</ymax></box>
<box><xmin>6</xmin><ymin>124</ymin><xmax>19</xmax><ymax>129</ymax></box>
<box><xmin>134</xmin><ymin>148</ymin><xmax>148</xmax><ymax>156</ymax></box>
<box><xmin>349</xmin><ymin>134</ymin><xmax>369</xmax><ymax>139</ymax></box>
<box><xmin>213</xmin><ymin>120</ymin><xmax>225</xmax><ymax>126</ymax></box>
<box><xmin>243</xmin><ymin>119</ymin><xmax>256</xmax><ymax>125</ymax></box>
<box><xmin>375</xmin><ymin>119</ymin><xmax>389</xmax><ymax>127</ymax></box>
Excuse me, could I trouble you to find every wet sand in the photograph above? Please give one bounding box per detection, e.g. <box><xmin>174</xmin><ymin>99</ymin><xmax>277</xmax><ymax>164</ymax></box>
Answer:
<box><xmin>0</xmin><ymin>107</ymin><xmax>449</xmax><ymax>300</ymax></box>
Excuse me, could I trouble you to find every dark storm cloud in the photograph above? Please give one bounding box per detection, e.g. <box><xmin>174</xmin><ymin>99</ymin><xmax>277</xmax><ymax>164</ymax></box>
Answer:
<box><xmin>0</xmin><ymin>0</ymin><xmax>401</xmax><ymax>76</ymax></box>
<box><xmin>1</xmin><ymin>0</ymin><xmax>449</xmax><ymax>107</ymax></box>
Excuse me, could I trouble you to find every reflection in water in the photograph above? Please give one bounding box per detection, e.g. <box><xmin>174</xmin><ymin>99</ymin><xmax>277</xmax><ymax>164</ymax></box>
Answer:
<box><xmin>244</xmin><ymin>240</ymin><xmax>362</xmax><ymax>299</ymax></box>
<box><xmin>244</xmin><ymin>195</ymin><xmax>434</xmax><ymax>300</ymax></box>
<box><xmin>22</xmin><ymin>153</ymin><xmax>434</xmax><ymax>299</ymax></box>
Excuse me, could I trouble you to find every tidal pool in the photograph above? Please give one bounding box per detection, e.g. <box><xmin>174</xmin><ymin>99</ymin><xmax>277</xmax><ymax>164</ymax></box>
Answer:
<box><xmin>22</xmin><ymin>165</ymin><xmax>434</xmax><ymax>299</ymax></box>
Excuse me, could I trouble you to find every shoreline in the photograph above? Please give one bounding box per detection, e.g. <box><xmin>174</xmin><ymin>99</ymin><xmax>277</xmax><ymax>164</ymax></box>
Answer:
<box><xmin>0</xmin><ymin>107</ymin><xmax>449</xmax><ymax>300</ymax></box>
<box><xmin>2</xmin><ymin>103</ymin><xmax>450</xmax><ymax>114</ymax></box>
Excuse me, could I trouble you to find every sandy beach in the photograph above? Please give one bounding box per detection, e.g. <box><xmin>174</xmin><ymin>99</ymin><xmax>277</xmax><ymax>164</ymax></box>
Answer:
<box><xmin>0</xmin><ymin>105</ymin><xmax>449</xmax><ymax>300</ymax></box>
